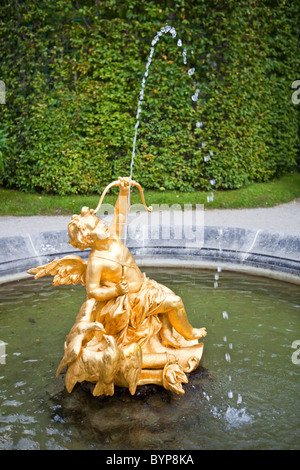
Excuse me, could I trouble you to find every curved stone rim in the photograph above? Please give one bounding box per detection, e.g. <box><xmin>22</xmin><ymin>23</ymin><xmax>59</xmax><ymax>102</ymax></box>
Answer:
<box><xmin>0</xmin><ymin>225</ymin><xmax>299</xmax><ymax>285</ymax></box>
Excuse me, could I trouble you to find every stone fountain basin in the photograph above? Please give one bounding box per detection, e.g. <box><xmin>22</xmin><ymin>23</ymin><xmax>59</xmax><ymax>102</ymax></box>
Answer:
<box><xmin>0</xmin><ymin>214</ymin><xmax>299</xmax><ymax>450</ymax></box>
<box><xmin>0</xmin><ymin>224</ymin><xmax>299</xmax><ymax>285</ymax></box>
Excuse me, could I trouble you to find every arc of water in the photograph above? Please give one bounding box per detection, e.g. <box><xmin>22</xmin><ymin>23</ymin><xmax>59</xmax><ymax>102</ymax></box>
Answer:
<box><xmin>101</xmin><ymin>23</ymin><xmax>215</xmax><ymax>277</ymax></box>
<box><xmin>92</xmin><ymin>24</ymin><xmax>181</xmax><ymax>276</ymax></box>
<box><xmin>121</xmin><ymin>24</ymin><xmax>179</xmax><ymax>268</ymax></box>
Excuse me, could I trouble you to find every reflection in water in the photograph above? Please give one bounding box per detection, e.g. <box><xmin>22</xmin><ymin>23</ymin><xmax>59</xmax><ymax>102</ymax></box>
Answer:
<box><xmin>0</xmin><ymin>269</ymin><xmax>299</xmax><ymax>450</ymax></box>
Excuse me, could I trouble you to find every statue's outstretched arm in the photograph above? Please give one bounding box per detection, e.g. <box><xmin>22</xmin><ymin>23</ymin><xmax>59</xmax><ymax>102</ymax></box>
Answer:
<box><xmin>93</xmin><ymin>177</ymin><xmax>152</xmax><ymax>239</ymax></box>
<box><xmin>109</xmin><ymin>177</ymin><xmax>130</xmax><ymax>239</ymax></box>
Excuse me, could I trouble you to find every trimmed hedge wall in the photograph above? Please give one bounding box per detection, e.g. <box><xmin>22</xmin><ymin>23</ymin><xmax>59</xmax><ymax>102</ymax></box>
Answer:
<box><xmin>0</xmin><ymin>0</ymin><xmax>299</xmax><ymax>194</ymax></box>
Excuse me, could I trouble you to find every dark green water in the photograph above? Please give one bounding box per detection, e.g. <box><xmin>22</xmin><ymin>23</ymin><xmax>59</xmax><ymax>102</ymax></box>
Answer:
<box><xmin>0</xmin><ymin>268</ymin><xmax>299</xmax><ymax>450</ymax></box>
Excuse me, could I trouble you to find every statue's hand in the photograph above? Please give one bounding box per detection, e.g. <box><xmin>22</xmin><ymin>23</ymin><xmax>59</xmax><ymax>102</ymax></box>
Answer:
<box><xmin>118</xmin><ymin>176</ymin><xmax>131</xmax><ymax>194</ymax></box>
<box><xmin>116</xmin><ymin>277</ymin><xmax>129</xmax><ymax>296</ymax></box>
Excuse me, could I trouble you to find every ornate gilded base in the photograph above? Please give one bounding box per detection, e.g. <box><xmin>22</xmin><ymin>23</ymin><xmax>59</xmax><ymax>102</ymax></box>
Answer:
<box><xmin>74</xmin><ymin>341</ymin><xmax>204</xmax><ymax>397</ymax></box>
<box><xmin>138</xmin><ymin>335</ymin><xmax>204</xmax><ymax>394</ymax></box>
<box><xmin>56</xmin><ymin>305</ymin><xmax>204</xmax><ymax>397</ymax></box>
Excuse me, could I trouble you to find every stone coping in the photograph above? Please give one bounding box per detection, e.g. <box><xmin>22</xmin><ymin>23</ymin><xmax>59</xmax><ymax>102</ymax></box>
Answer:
<box><xmin>0</xmin><ymin>225</ymin><xmax>299</xmax><ymax>285</ymax></box>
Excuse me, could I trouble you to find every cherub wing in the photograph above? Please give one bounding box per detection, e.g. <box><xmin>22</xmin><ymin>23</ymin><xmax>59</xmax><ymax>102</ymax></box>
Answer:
<box><xmin>27</xmin><ymin>255</ymin><xmax>87</xmax><ymax>286</ymax></box>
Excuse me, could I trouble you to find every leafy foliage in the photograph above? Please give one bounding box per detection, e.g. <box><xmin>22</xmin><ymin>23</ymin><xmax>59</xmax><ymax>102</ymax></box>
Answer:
<box><xmin>0</xmin><ymin>0</ymin><xmax>299</xmax><ymax>194</ymax></box>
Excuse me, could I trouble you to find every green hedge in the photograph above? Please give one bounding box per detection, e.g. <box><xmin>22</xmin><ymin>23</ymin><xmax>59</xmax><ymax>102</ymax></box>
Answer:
<box><xmin>0</xmin><ymin>0</ymin><xmax>299</xmax><ymax>194</ymax></box>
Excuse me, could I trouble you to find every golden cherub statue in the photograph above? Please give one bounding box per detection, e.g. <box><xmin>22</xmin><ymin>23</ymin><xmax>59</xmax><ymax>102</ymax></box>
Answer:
<box><xmin>28</xmin><ymin>177</ymin><xmax>206</xmax><ymax>396</ymax></box>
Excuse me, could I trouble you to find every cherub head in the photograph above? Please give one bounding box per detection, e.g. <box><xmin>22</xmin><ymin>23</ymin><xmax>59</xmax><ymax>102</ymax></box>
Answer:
<box><xmin>68</xmin><ymin>207</ymin><xmax>109</xmax><ymax>250</ymax></box>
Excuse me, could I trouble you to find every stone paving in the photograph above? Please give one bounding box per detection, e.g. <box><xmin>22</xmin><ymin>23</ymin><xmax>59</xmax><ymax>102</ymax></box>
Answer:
<box><xmin>0</xmin><ymin>199</ymin><xmax>299</xmax><ymax>237</ymax></box>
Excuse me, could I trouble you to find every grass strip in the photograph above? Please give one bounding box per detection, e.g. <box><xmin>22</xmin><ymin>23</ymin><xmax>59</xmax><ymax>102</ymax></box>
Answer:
<box><xmin>0</xmin><ymin>172</ymin><xmax>299</xmax><ymax>216</ymax></box>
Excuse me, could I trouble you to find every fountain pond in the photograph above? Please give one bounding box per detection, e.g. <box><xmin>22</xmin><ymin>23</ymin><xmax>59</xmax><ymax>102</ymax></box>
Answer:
<box><xmin>0</xmin><ymin>267</ymin><xmax>299</xmax><ymax>450</ymax></box>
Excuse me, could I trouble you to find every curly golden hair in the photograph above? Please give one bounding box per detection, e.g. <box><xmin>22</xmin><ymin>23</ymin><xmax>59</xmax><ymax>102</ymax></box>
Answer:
<box><xmin>68</xmin><ymin>207</ymin><xmax>98</xmax><ymax>250</ymax></box>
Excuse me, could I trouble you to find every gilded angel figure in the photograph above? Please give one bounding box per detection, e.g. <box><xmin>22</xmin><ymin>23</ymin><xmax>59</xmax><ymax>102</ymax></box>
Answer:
<box><xmin>28</xmin><ymin>177</ymin><xmax>206</xmax><ymax>396</ymax></box>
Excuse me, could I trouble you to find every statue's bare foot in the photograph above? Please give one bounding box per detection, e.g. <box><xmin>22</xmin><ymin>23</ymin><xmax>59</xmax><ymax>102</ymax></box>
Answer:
<box><xmin>186</xmin><ymin>328</ymin><xmax>207</xmax><ymax>340</ymax></box>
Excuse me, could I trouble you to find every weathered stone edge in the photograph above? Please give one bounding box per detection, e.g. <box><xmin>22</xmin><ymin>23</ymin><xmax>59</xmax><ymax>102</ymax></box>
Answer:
<box><xmin>0</xmin><ymin>225</ymin><xmax>299</xmax><ymax>284</ymax></box>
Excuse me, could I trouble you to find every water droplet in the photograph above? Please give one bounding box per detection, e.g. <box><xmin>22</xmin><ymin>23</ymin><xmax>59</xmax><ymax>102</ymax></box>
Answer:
<box><xmin>170</xmin><ymin>27</ymin><xmax>177</xmax><ymax>38</ymax></box>
<box><xmin>228</xmin><ymin>390</ymin><xmax>233</xmax><ymax>399</ymax></box>
<box><xmin>210</xmin><ymin>178</ymin><xmax>216</xmax><ymax>186</ymax></box>
<box><xmin>237</xmin><ymin>394</ymin><xmax>243</xmax><ymax>404</ymax></box>
<box><xmin>225</xmin><ymin>353</ymin><xmax>231</xmax><ymax>362</ymax></box>
<box><xmin>188</xmin><ymin>68</ymin><xmax>195</xmax><ymax>76</ymax></box>
<box><xmin>229</xmin><ymin>343</ymin><xmax>233</xmax><ymax>349</ymax></box>
<box><xmin>177</xmin><ymin>39</ymin><xmax>182</xmax><ymax>47</ymax></box>
<box><xmin>191</xmin><ymin>88</ymin><xmax>200</xmax><ymax>101</ymax></box>
<box><xmin>204</xmin><ymin>155</ymin><xmax>210</xmax><ymax>162</ymax></box>
<box><xmin>222</xmin><ymin>311</ymin><xmax>228</xmax><ymax>320</ymax></box>
<box><xmin>196</xmin><ymin>121</ymin><xmax>203</xmax><ymax>128</ymax></box>
<box><xmin>214</xmin><ymin>281</ymin><xmax>218</xmax><ymax>288</ymax></box>
<box><xmin>215</xmin><ymin>274</ymin><xmax>219</xmax><ymax>281</ymax></box>
<box><xmin>202</xmin><ymin>142</ymin><xmax>206</xmax><ymax>147</ymax></box>
<box><xmin>223</xmin><ymin>336</ymin><xmax>227</xmax><ymax>342</ymax></box>
<box><xmin>217</xmin><ymin>266</ymin><xmax>222</xmax><ymax>272</ymax></box>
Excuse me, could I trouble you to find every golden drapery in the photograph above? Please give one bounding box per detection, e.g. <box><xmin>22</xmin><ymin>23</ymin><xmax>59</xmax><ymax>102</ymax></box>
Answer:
<box><xmin>93</xmin><ymin>274</ymin><xmax>180</xmax><ymax>349</ymax></box>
